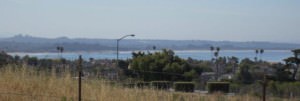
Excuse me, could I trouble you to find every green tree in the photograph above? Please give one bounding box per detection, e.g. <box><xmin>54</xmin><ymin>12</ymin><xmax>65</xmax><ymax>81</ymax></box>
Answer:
<box><xmin>0</xmin><ymin>51</ymin><xmax>13</xmax><ymax>66</ymax></box>
<box><xmin>272</xmin><ymin>63</ymin><xmax>293</xmax><ymax>81</ymax></box>
<box><xmin>282</xmin><ymin>49</ymin><xmax>300</xmax><ymax>81</ymax></box>
<box><xmin>235</xmin><ymin>58</ymin><xmax>255</xmax><ymax>84</ymax></box>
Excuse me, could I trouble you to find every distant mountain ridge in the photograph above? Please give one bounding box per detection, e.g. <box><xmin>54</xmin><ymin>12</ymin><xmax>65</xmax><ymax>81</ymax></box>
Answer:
<box><xmin>0</xmin><ymin>35</ymin><xmax>299</xmax><ymax>52</ymax></box>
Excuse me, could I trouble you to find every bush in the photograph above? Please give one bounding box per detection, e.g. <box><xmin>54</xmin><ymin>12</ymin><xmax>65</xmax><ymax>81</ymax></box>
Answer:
<box><xmin>103</xmin><ymin>81</ymin><xmax>117</xmax><ymax>86</ymax></box>
<box><xmin>229</xmin><ymin>83</ymin><xmax>241</xmax><ymax>93</ymax></box>
<box><xmin>0</xmin><ymin>51</ymin><xmax>13</xmax><ymax>66</ymax></box>
<box><xmin>268</xmin><ymin>81</ymin><xmax>300</xmax><ymax>98</ymax></box>
<box><xmin>123</xmin><ymin>83</ymin><xmax>135</xmax><ymax>88</ymax></box>
<box><xmin>136</xmin><ymin>82</ymin><xmax>150</xmax><ymax>88</ymax></box>
<box><xmin>207</xmin><ymin>82</ymin><xmax>229</xmax><ymax>93</ymax></box>
<box><xmin>174</xmin><ymin>82</ymin><xmax>195</xmax><ymax>92</ymax></box>
<box><xmin>151</xmin><ymin>81</ymin><xmax>171</xmax><ymax>90</ymax></box>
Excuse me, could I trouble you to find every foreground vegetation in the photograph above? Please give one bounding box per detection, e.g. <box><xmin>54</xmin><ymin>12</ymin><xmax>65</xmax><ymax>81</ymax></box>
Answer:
<box><xmin>0</xmin><ymin>65</ymin><xmax>298</xmax><ymax>101</ymax></box>
<box><xmin>0</xmin><ymin>49</ymin><xmax>299</xmax><ymax>100</ymax></box>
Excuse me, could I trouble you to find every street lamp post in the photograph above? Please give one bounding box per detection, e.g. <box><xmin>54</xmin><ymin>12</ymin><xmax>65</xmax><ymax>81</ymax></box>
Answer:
<box><xmin>116</xmin><ymin>34</ymin><xmax>135</xmax><ymax>67</ymax></box>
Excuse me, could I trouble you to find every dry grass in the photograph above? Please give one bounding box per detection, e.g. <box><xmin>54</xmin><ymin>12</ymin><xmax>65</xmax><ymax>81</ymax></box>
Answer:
<box><xmin>0</xmin><ymin>65</ymin><xmax>297</xmax><ymax>101</ymax></box>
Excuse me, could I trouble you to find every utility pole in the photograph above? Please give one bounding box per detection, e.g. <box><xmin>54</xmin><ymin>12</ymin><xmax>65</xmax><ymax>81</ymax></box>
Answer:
<box><xmin>78</xmin><ymin>55</ymin><xmax>83</xmax><ymax>101</ymax></box>
<box><xmin>262</xmin><ymin>75</ymin><xmax>266</xmax><ymax>101</ymax></box>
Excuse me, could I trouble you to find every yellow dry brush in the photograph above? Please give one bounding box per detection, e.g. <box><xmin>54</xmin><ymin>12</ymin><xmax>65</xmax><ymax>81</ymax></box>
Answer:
<box><xmin>0</xmin><ymin>65</ymin><xmax>296</xmax><ymax>101</ymax></box>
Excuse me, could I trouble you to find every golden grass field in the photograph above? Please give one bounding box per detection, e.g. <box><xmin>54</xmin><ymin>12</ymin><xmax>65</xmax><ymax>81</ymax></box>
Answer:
<box><xmin>0</xmin><ymin>65</ymin><xmax>297</xmax><ymax>101</ymax></box>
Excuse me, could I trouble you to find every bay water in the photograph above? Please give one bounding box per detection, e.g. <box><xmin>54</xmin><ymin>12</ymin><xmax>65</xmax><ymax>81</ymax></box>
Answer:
<box><xmin>8</xmin><ymin>50</ymin><xmax>293</xmax><ymax>62</ymax></box>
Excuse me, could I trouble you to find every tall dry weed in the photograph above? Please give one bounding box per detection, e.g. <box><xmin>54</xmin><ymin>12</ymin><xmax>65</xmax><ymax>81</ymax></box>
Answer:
<box><xmin>0</xmin><ymin>65</ymin><xmax>295</xmax><ymax>101</ymax></box>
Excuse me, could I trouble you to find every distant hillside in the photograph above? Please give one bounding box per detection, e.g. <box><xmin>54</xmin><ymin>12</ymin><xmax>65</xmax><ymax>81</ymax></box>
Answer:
<box><xmin>0</xmin><ymin>35</ymin><xmax>299</xmax><ymax>52</ymax></box>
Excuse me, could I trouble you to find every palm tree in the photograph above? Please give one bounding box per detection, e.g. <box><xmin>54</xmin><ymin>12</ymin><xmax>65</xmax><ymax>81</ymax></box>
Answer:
<box><xmin>56</xmin><ymin>46</ymin><xmax>60</xmax><ymax>52</ymax></box>
<box><xmin>214</xmin><ymin>51</ymin><xmax>219</xmax><ymax>58</ymax></box>
<box><xmin>255</xmin><ymin>49</ymin><xmax>259</xmax><ymax>62</ymax></box>
<box><xmin>214</xmin><ymin>47</ymin><xmax>220</xmax><ymax>80</ymax></box>
<box><xmin>56</xmin><ymin>46</ymin><xmax>64</xmax><ymax>59</ymax></box>
<box><xmin>60</xmin><ymin>47</ymin><xmax>64</xmax><ymax>53</ymax></box>
<box><xmin>260</xmin><ymin>49</ymin><xmax>264</xmax><ymax>61</ymax></box>
<box><xmin>214</xmin><ymin>47</ymin><xmax>221</xmax><ymax>62</ymax></box>
<box><xmin>210</xmin><ymin>46</ymin><xmax>214</xmax><ymax>51</ymax></box>
<box><xmin>210</xmin><ymin>46</ymin><xmax>214</xmax><ymax>60</ymax></box>
<box><xmin>216</xmin><ymin>47</ymin><xmax>220</xmax><ymax>52</ymax></box>
<box><xmin>214</xmin><ymin>51</ymin><xmax>219</xmax><ymax>80</ymax></box>
<box><xmin>153</xmin><ymin>46</ymin><xmax>156</xmax><ymax>50</ymax></box>
<box><xmin>57</xmin><ymin>46</ymin><xmax>61</xmax><ymax>58</ymax></box>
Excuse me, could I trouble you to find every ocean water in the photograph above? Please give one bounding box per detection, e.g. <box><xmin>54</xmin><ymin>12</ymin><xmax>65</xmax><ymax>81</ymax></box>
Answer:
<box><xmin>8</xmin><ymin>50</ymin><xmax>293</xmax><ymax>62</ymax></box>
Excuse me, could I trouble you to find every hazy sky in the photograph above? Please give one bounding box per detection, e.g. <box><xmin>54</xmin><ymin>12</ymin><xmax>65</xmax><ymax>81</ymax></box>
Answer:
<box><xmin>0</xmin><ymin>0</ymin><xmax>299</xmax><ymax>43</ymax></box>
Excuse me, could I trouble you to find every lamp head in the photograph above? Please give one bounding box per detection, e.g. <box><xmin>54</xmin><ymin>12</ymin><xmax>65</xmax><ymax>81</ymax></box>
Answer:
<box><xmin>130</xmin><ymin>34</ymin><xmax>135</xmax><ymax>37</ymax></box>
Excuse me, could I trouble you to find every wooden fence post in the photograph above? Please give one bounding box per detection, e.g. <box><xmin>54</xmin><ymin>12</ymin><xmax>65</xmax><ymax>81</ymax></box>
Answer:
<box><xmin>78</xmin><ymin>55</ymin><xmax>83</xmax><ymax>101</ymax></box>
<box><xmin>262</xmin><ymin>75</ymin><xmax>267</xmax><ymax>101</ymax></box>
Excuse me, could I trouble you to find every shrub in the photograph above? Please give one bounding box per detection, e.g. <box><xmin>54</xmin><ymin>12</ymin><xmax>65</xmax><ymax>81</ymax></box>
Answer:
<box><xmin>136</xmin><ymin>82</ymin><xmax>150</xmax><ymax>89</ymax></box>
<box><xmin>268</xmin><ymin>81</ymin><xmax>300</xmax><ymax>98</ymax></box>
<box><xmin>229</xmin><ymin>83</ymin><xmax>241</xmax><ymax>93</ymax></box>
<box><xmin>151</xmin><ymin>81</ymin><xmax>171</xmax><ymax>90</ymax></box>
<box><xmin>174</xmin><ymin>82</ymin><xmax>195</xmax><ymax>92</ymax></box>
<box><xmin>103</xmin><ymin>81</ymin><xmax>117</xmax><ymax>86</ymax></box>
<box><xmin>207</xmin><ymin>82</ymin><xmax>230</xmax><ymax>93</ymax></box>
<box><xmin>123</xmin><ymin>83</ymin><xmax>135</xmax><ymax>88</ymax></box>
